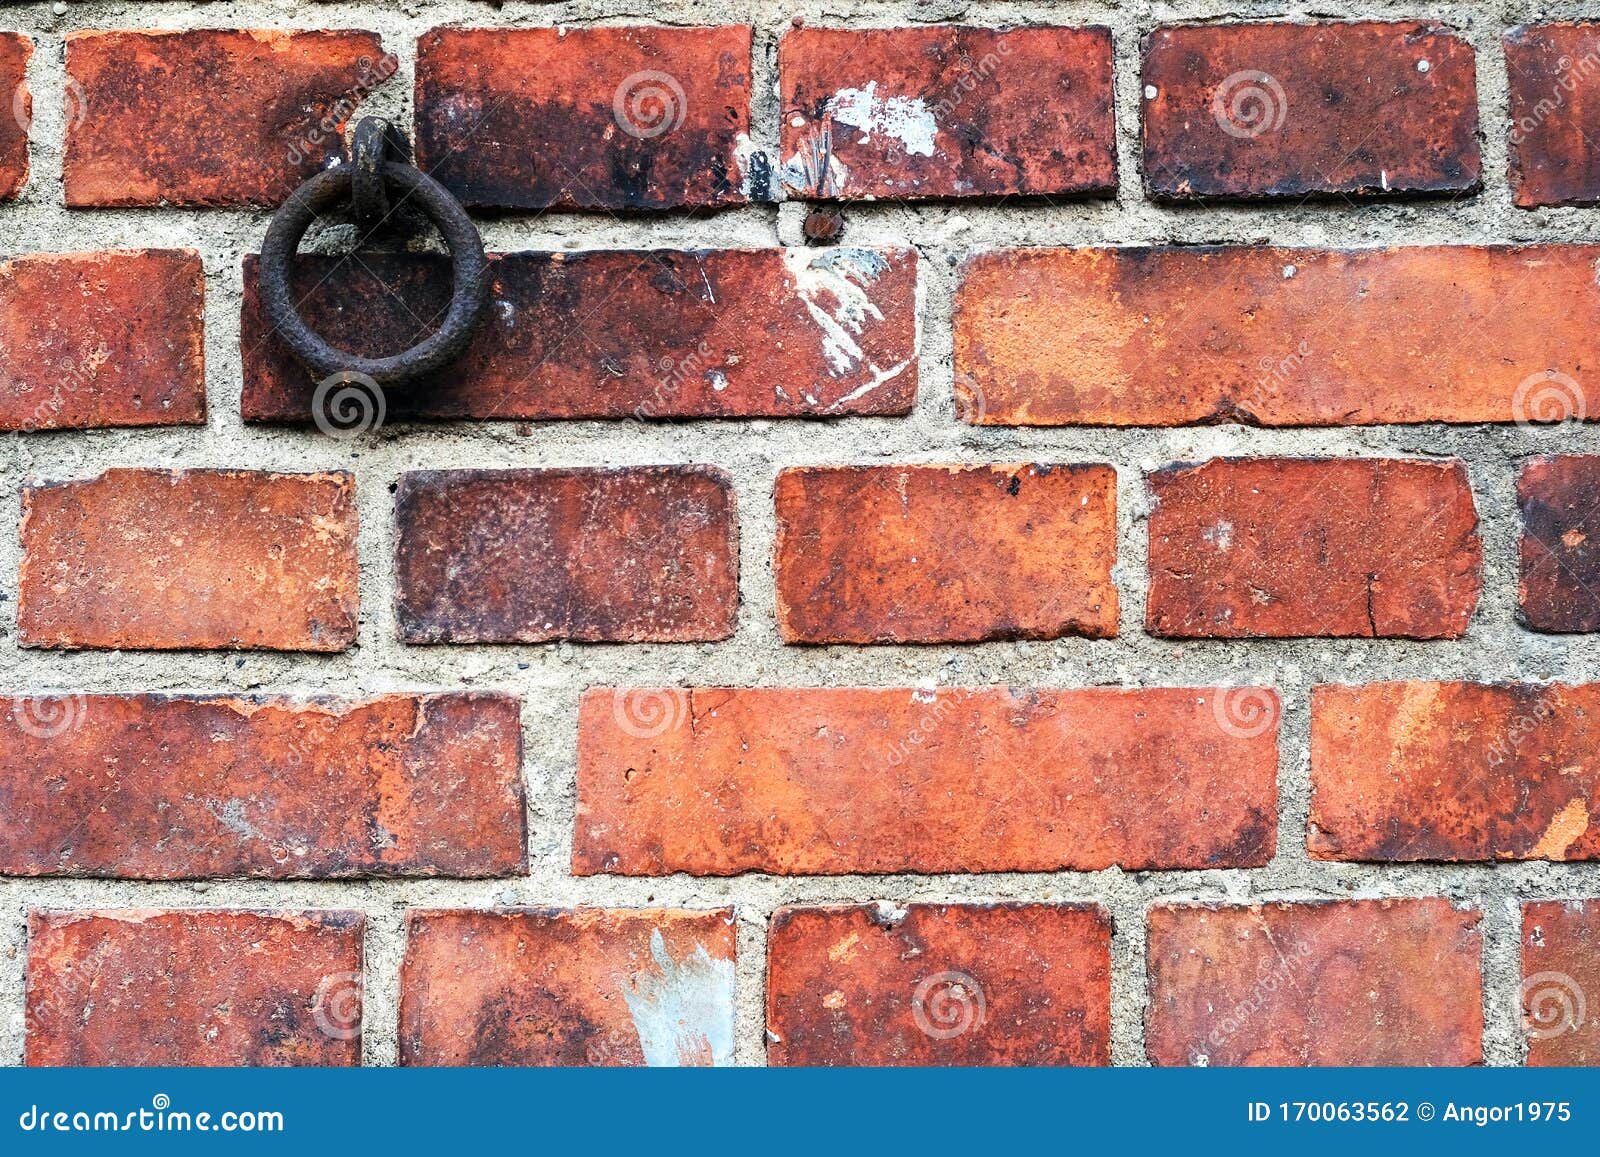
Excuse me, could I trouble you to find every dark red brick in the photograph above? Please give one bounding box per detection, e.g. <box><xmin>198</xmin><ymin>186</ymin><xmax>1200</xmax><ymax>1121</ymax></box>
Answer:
<box><xmin>400</xmin><ymin>908</ymin><xmax>736</xmax><ymax>1066</ymax></box>
<box><xmin>0</xmin><ymin>33</ymin><xmax>29</xmax><ymax>200</ymax></box>
<box><xmin>19</xmin><ymin>469</ymin><xmax>358</xmax><ymax>652</ymax></box>
<box><xmin>1310</xmin><ymin>681</ymin><xmax>1600</xmax><ymax>862</ymax></box>
<box><xmin>1146</xmin><ymin>900</ymin><xmax>1483</xmax><ymax>1066</ymax></box>
<box><xmin>1143</xmin><ymin>21</ymin><xmax>1479</xmax><ymax>201</ymax></box>
<box><xmin>241</xmin><ymin>248</ymin><xmax>917</xmax><ymax>421</ymax></box>
<box><xmin>0</xmin><ymin>693</ymin><xmax>524</xmax><ymax>879</ymax></box>
<box><xmin>26</xmin><ymin>910</ymin><xmax>364</xmax><ymax>1066</ymax></box>
<box><xmin>0</xmin><ymin>251</ymin><xmax>205</xmax><ymax>431</ymax></box>
<box><xmin>1518</xmin><ymin>456</ymin><xmax>1600</xmax><ymax>632</ymax></box>
<box><xmin>954</xmin><ymin>245</ymin><xmax>1600</xmax><ymax>426</ymax></box>
<box><xmin>1146</xmin><ymin>458</ymin><xmax>1481</xmax><ymax>638</ymax></box>
<box><xmin>1507</xmin><ymin>24</ymin><xmax>1600</xmax><ymax>207</ymax></box>
<box><xmin>778</xmin><ymin>26</ymin><xmax>1114</xmax><ymax>200</ymax></box>
<box><xmin>576</xmin><ymin>686</ymin><xmax>1277</xmax><ymax>875</ymax></box>
<box><xmin>767</xmin><ymin>903</ymin><xmax>1111</xmax><ymax>1066</ymax></box>
<box><xmin>1522</xmin><ymin>901</ymin><xmax>1600</xmax><ymax>1064</ymax></box>
<box><xmin>395</xmin><ymin>467</ymin><xmax>737</xmax><ymax>644</ymax></box>
<box><xmin>64</xmin><ymin>29</ymin><xmax>390</xmax><ymax>207</ymax></box>
<box><xmin>415</xmin><ymin>26</ymin><xmax>756</xmax><ymax>211</ymax></box>
<box><xmin>775</xmin><ymin>464</ymin><xmax>1117</xmax><ymax>643</ymax></box>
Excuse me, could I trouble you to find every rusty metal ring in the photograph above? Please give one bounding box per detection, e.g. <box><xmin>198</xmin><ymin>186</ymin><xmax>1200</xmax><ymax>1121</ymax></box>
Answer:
<box><xmin>351</xmin><ymin>116</ymin><xmax>410</xmax><ymax>235</ymax></box>
<box><xmin>259</xmin><ymin>160</ymin><xmax>490</xmax><ymax>386</ymax></box>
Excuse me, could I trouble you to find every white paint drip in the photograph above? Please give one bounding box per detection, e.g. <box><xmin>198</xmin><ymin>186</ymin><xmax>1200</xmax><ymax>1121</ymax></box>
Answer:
<box><xmin>827</xmin><ymin>83</ymin><xmax>938</xmax><ymax>157</ymax></box>
<box><xmin>619</xmin><ymin>930</ymin><xmax>736</xmax><ymax>1067</ymax></box>
<box><xmin>783</xmin><ymin>248</ymin><xmax>892</xmax><ymax>379</ymax></box>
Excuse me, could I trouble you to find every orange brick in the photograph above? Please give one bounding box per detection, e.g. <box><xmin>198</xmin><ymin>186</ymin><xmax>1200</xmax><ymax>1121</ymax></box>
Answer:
<box><xmin>0</xmin><ymin>33</ymin><xmax>29</xmax><ymax>200</ymax></box>
<box><xmin>1522</xmin><ymin>901</ymin><xmax>1600</xmax><ymax>1064</ymax></box>
<box><xmin>768</xmin><ymin>903</ymin><xmax>1111</xmax><ymax>1066</ymax></box>
<box><xmin>576</xmin><ymin>686</ymin><xmax>1278</xmax><ymax>875</ymax></box>
<box><xmin>775</xmin><ymin>465</ymin><xmax>1117</xmax><ymax>643</ymax></box>
<box><xmin>1507</xmin><ymin>24</ymin><xmax>1600</xmax><ymax>207</ymax></box>
<box><xmin>19</xmin><ymin>469</ymin><xmax>359</xmax><ymax>652</ymax></box>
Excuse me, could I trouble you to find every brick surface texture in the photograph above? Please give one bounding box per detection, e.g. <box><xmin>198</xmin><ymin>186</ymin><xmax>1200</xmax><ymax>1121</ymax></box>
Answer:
<box><xmin>0</xmin><ymin>2</ymin><xmax>1594</xmax><ymax>1073</ymax></box>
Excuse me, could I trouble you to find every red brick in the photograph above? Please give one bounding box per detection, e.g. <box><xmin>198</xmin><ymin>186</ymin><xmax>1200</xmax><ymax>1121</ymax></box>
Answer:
<box><xmin>1146</xmin><ymin>458</ymin><xmax>1481</xmax><ymax>639</ymax></box>
<box><xmin>1522</xmin><ymin>901</ymin><xmax>1600</xmax><ymax>1065</ymax></box>
<box><xmin>65</xmin><ymin>30</ymin><xmax>390</xmax><ymax>207</ymax></box>
<box><xmin>240</xmin><ymin>248</ymin><xmax>917</xmax><ymax>421</ymax></box>
<box><xmin>575</xmin><ymin>686</ymin><xmax>1277</xmax><ymax>875</ymax></box>
<box><xmin>396</xmin><ymin>468</ymin><xmax>737</xmax><ymax>644</ymax></box>
<box><xmin>0</xmin><ymin>251</ymin><xmax>205</xmax><ymax>431</ymax></box>
<box><xmin>0</xmin><ymin>33</ymin><xmax>28</xmax><ymax>200</ymax></box>
<box><xmin>954</xmin><ymin>245</ymin><xmax>1600</xmax><ymax>426</ymax></box>
<box><xmin>777</xmin><ymin>26</ymin><xmax>1114</xmax><ymax>200</ymax></box>
<box><xmin>1507</xmin><ymin>24</ymin><xmax>1600</xmax><ymax>207</ymax></box>
<box><xmin>1142</xmin><ymin>22</ymin><xmax>1479</xmax><ymax>201</ymax></box>
<box><xmin>775</xmin><ymin>464</ymin><xmax>1117</xmax><ymax>643</ymax></box>
<box><xmin>400</xmin><ymin>908</ymin><xmax>735</xmax><ymax>1066</ymax></box>
<box><xmin>0</xmin><ymin>693</ymin><xmax>524</xmax><ymax>879</ymax></box>
<box><xmin>1518</xmin><ymin>455</ymin><xmax>1600</xmax><ymax>632</ymax></box>
<box><xmin>415</xmin><ymin>26</ymin><xmax>756</xmax><ymax>211</ymax></box>
<box><xmin>26</xmin><ymin>909</ymin><xmax>364</xmax><ymax>1066</ymax></box>
<box><xmin>767</xmin><ymin>903</ymin><xmax>1110</xmax><ymax>1066</ymax></box>
<box><xmin>19</xmin><ymin>469</ymin><xmax>358</xmax><ymax>652</ymax></box>
<box><xmin>1146</xmin><ymin>900</ymin><xmax>1483</xmax><ymax>1066</ymax></box>
<box><xmin>1310</xmin><ymin>682</ymin><xmax>1600</xmax><ymax>862</ymax></box>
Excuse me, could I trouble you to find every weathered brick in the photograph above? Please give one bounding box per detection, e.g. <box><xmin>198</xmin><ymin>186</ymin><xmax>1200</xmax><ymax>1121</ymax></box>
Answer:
<box><xmin>775</xmin><ymin>464</ymin><xmax>1117</xmax><ymax>643</ymax></box>
<box><xmin>954</xmin><ymin>245</ymin><xmax>1600</xmax><ymax>426</ymax></box>
<box><xmin>1146</xmin><ymin>900</ymin><xmax>1483</xmax><ymax>1066</ymax></box>
<box><xmin>1142</xmin><ymin>21</ymin><xmax>1479</xmax><ymax>201</ymax></box>
<box><xmin>767</xmin><ymin>903</ymin><xmax>1111</xmax><ymax>1066</ymax></box>
<box><xmin>64</xmin><ymin>29</ymin><xmax>390</xmax><ymax>207</ymax></box>
<box><xmin>396</xmin><ymin>468</ymin><xmax>737</xmax><ymax>644</ymax></box>
<box><xmin>1146</xmin><ymin>458</ymin><xmax>1481</xmax><ymax>639</ymax></box>
<box><xmin>240</xmin><ymin>248</ymin><xmax>917</xmax><ymax>421</ymax></box>
<box><xmin>1310</xmin><ymin>681</ymin><xmax>1600</xmax><ymax>862</ymax></box>
<box><xmin>0</xmin><ymin>251</ymin><xmax>205</xmax><ymax>431</ymax></box>
<box><xmin>26</xmin><ymin>910</ymin><xmax>364</xmax><ymax>1066</ymax></box>
<box><xmin>0</xmin><ymin>693</ymin><xmax>524</xmax><ymax>879</ymax></box>
<box><xmin>19</xmin><ymin>469</ymin><xmax>358</xmax><ymax>652</ymax></box>
<box><xmin>1507</xmin><ymin>24</ymin><xmax>1600</xmax><ymax>207</ymax></box>
<box><xmin>576</xmin><ymin>686</ymin><xmax>1277</xmax><ymax>875</ymax></box>
<box><xmin>1518</xmin><ymin>456</ymin><xmax>1600</xmax><ymax>632</ymax></box>
<box><xmin>399</xmin><ymin>908</ymin><xmax>735</xmax><ymax>1066</ymax></box>
<box><xmin>1522</xmin><ymin>901</ymin><xmax>1600</xmax><ymax>1065</ymax></box>
<box><xmin>416</xmin><ymin>26</ymin><xmax>756</xmax><ymax>211</ymax></box>
<box><xmin>0</xmin><ymin>33</ymin><xmax>28</xmax><ymax>201</ymax></box>
<box><xmin>777</xmin><ymin>26</ymin><xmax>1115</xmax><ymax>200</ymax></box>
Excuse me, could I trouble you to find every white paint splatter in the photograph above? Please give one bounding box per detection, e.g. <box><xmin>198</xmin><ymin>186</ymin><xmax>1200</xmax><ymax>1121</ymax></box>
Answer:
<box><xmin>619</xmin><ymin>930</ymin><xmax>735</xmax><ymax>1067</ymax></box>
<box><xmin>827</xmin><ymin>83</ymin><xmax>938</xmax><ymax>157</ymax></box>
<box><xmin>783</xmin><ymin>248</ymin><xmax>892</xmax><ymax>378</ymax></box>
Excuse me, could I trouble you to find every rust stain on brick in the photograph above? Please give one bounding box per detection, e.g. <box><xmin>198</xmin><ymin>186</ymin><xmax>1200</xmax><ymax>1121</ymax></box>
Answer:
<box><xmin>415</xmin><ymin>26</ymin><xmax>757</xmax><ymax>211</ymax></box>
<box><xmin>575</xmin><ymin>686</ymin><xmax>1278</xmax><ymax>875</ymax></box>
<box><xmin>1142</xmin><ymin>21</ymin><xmax>1480</xmax><ymax>201</ymax></box>
<box><xmin>0</xmin><ymin>33</ymin><xmax>29</xmax><ymax>200</ymax></box>
<box><xmin>1523</xmin><ymin>901</ymin><xmax>1600</xmax><ymax>1064</ymax></box>
<box><xmin>1310</xmin><ymin>681</ymin><xmax>1600</xmax><ymax>862</ymax></box>
<box><xmin>400</xmin><ymin>908</ymin><xmax>736</xmax><ymax>1066</ymax></box>
<box><xmin>778</xmin><ymin>26</ymin><xmax>1115</xmax><ymax>200</ymax></box>
<box><xmin>954</xmin><ymin>245</ymin><xmax>1600</xmax><ymax>426</ymax></box>
<box><xmin>775</xmin><ymin>464</ymin><xmax>1117</xmax><ymax>643</ymax></box>
<box><xmin>0</xmin><ymin>251</ymin><xmax>206</xmax><ymax>431</ymax></box>
<box><xmin>240</xmin><ymin>248</ymin><xmax>917</xmax><ymax>421</ymax></box>
<box><xmin>395</xmin><ymin>467</ymin><xmax>738</xmax><ymax>644</ymax></box>
<box><xmin>0</xmin><ymin>693</ymin><xmax>525</xmax><ymax>879</ymax></box>
<box><xmin>26</xmin><ymin>909</ymin><xmax>364</xmax><ymax>1066</ymax></box>
<box><xmin>1507</xmin><ymin>23</ymin><xmax>1600</xmax><ymax>207</ymax></box>
<box><xmin>1518</xmin><ymin>455</ymin><xmax>1600</xmax><ymax>632</ymax></box>
<box><xmin>18</xmin><ymin>469</ymin><xmax>359</xmax><ymax>652</ymax></box>
<box><xmin>767</xmin><ymin>903</ymin><xmax>1111</xmax><ymax>1065</ymax></box>
<box><xmin>1146</xmin><ymin>900</ymin><xmax>1483</xmax><ymax>1066</ymax></box>
<box><xmin>65</xmin><ymin>29</ymin><xmax>389</xmax><ymax>207</ymax></box>
<box><xmin>1146</xmin><ymin>458</ymin><xmax>1481</xmax><ymax>639</ymax></box>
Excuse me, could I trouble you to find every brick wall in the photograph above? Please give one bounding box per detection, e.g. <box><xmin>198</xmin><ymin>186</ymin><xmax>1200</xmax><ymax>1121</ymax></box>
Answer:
<box><xmin>0</xmin><ymin>0</ymin><xmax>1597</xmax><ymax>1068</ymax></box>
